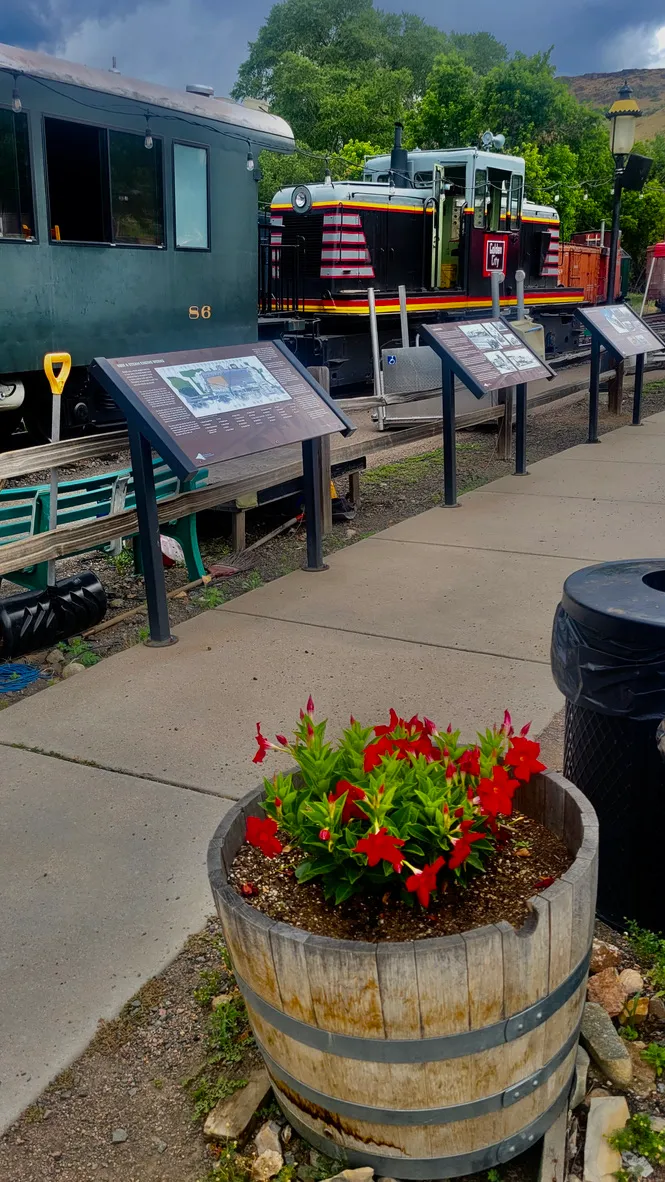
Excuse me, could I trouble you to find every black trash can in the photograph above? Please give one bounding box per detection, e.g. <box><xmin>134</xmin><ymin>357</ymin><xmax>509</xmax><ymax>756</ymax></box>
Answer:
<box><xmin>551</xmin><ymin>559</ymin><xmax>665</xmax><ymax>931</ymax></box>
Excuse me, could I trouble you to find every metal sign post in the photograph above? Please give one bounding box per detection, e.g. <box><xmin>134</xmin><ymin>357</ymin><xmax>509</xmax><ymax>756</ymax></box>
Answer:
<box><xmin>515</xmin><ymin>383</ymin><xmax>528</xmax><ymax>475</ymax></box>
<box><xmin>92</xmin><ymin>340</ymin><xmax>354</xmax><ymax>647</ymax></box>
<box><xmin>421</xmin><ymin>318</ymin><xmax>554</xmax><ymax>508</ymax></box>
<box><xmin>43</xmin><ymin>352</ymin><xmax>72</xmax><ymax>587</ymax></box>
<box><xmin>575</xmin><ymin>304</ymin><xmax>663</xmax><ymax>441</ymax></box>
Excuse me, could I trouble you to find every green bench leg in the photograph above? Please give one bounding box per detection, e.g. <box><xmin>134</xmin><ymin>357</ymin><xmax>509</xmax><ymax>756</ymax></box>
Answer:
<box><xmin>164</xmin><ymin>514</ymin><xmax>206</xmax><ymax>581</ymax></box>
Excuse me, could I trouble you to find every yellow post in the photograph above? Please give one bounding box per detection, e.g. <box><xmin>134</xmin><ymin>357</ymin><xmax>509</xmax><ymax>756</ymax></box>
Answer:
<box><xmin>43</xmin><ymin>352</ymin><xmax>72</xmax><ymax>584</ymax></box>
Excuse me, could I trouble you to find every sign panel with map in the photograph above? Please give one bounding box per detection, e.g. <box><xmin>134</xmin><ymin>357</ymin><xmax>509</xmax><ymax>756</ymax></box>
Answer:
<box><xmin>420</xmin><ymin>318</ymin><xmax>553</xmax><ymax>399</ymax></box>
<box><xmin>576</xmin><ymin>304</ymin><xmax>663</xmax><ymax>359</ymax></box>
<box><xmin>92</xmin><ymin>341</ymin><xmax>353</xmax><ymax>479</ymax></box>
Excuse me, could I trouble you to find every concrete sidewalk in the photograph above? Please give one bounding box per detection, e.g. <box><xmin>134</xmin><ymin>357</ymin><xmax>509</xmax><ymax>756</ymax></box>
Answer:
<box><xmin>2</xmin><ymin>409</ymin><xmax>665</xmax><ymax>1130</ymax></box>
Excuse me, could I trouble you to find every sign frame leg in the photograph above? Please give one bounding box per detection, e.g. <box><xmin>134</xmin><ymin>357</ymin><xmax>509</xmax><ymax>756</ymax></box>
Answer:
<box><xmin>302</xmin><ymin>436</ymin><xmax>328</xmax><ymax>572</ymax></box>
<box><xmin>514</xmin><ymin>383</ymin><xmax>528</xmax><ymax>475</ymax></box>
<box><xmin>128</xmin><ymin>427</ymin><xmax>177</xmax><ymax>647</ymax></box>
<box><xmin>442</xmin><ymin>362</ymin><xmax>458</xmax><ymax>507</ymax></box>
<box><xmin>632</xmin><ymin>352</ymin><xmax>645</xmax><ymax>426</ymax></box>
<box><xmin>587</xmin><ymin>336</ymin><xmax>601</xmax><ymax>445</ymax></box>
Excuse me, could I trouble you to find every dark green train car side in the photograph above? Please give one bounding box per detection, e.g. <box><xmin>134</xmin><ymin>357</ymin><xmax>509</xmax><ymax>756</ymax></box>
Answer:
<box><xmin>0</xmin><ymin>43</ymin><xmax>294</xmax><ymax>440</ymax></box>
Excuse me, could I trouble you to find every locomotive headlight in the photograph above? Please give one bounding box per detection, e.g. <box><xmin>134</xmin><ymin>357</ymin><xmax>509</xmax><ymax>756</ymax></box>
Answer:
<box><xmin>292</xmin><ymin>185</ymin><xmax>312</xmax><ymax>213</ymax></box>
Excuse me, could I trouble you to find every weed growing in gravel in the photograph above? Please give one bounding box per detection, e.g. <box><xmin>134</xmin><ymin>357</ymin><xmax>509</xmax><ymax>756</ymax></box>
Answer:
<box><xmin>189</xmin><ymin>1075</ymin><xmax>246</xmax><ymax>1122</ymax></box>
<box><xmin>242</xmin><ymin>570</ymin><xmax>264</xmax><ymax>591</ymax></box>
<box><xmin>57</xmin><ymin>636</ymin><xmax>100</xmax><ymax>667</ymax></box>
<box><xmin>199</xmin><ymin>585</ymin><xmax>229</xmax><ymax>609</ymax></box>
<box><xmin>112</xmin><ymin>548</ymin><xmax>133</xmax><ymax>575</ymax></box>
<box><xmin>23</xmin><ymin>1105</ymin><xmax>45</xmax><ymax>1124</ymax></box>
<box><xmin>625</xmin><ymin>920</ymin><xmax>665</xmax><ymax>990</ymax></box>
<box><xmin>642</xmin><ymin>1042</ymin><xmax>665</xmax><ymax>1077</ymax></box>
<box><xmin>137</xmin><ymin>626</ymin><xmax>150</xmax><ymax>643</ymax></box>
<box><xmin>193</xmin><ymin>968</ymin><xmax>226</xmax><ymax>1006</ymax></box>
<box><xmin>208</xmin><ymin>996</ymin><xmax>251</xmax><ymax>1066</ymax></box>
<box><xmin>609</xmin><ymin>1113</ymin><xmax>665</xmax><ymax>1166</ymax></box>
<box><xmin>199</xmin><ymin>1145</ymin><xmax>252</xmax><ymax>1182</ymax></box>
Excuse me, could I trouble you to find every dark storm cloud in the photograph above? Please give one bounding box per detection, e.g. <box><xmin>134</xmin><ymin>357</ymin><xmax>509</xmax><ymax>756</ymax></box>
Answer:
<box><xmin>0</xmin><ymin>0</ymin><xmax>663</xmax><ymax>92</ymax></box>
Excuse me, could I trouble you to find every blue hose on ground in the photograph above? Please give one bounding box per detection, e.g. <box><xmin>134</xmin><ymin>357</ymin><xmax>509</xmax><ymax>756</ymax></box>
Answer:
<box><xmin>0</xmin><ymin>662</ymin><xmax>44</xmax><ymax>692</ymax></box>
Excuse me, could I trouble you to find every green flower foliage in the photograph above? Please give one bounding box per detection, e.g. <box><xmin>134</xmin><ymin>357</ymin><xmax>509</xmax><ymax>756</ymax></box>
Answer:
<box><xmin>249</xmin><ymin>706</ymin><xmax>544</xmax><ymax>905</ymax></box>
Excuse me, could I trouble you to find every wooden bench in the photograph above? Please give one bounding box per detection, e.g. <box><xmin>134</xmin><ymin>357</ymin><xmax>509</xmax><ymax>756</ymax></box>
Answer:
<box><xmin>0</xmin><ymin>459</ymin><xmax>207</xmax><ymax>590</ymax></box>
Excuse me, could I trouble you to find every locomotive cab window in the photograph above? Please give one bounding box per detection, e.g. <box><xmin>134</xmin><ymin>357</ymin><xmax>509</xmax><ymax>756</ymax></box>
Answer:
<box><xmin>45</xmin><ymin>117</ymin><xmax>164</xmax><ymax>246</ymax></box>
<box><xmin>173</xmin><ymin>143</ymin><xmax>209</xmax><ymax>250</ymax></box>
<box><xmin>0</xmin><ymin>109</ymin><xmax>35</xmax><ymax>239</ymax></box>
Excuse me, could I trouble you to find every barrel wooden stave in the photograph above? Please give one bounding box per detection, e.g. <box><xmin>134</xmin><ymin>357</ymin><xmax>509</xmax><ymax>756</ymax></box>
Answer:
<box><xmin>208</xmin><ymin>772</ymin><xmax>598</xmax><ymax>1177</ymax></box>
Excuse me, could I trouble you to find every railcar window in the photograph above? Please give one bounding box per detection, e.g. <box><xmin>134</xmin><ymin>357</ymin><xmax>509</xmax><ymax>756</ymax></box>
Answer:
<box><xmin>414</xmin><ymin>171</ymin><xmax>433</xmax><ymax>188</ymax></box>
<box><xmin>474</xmin><ymin>170</ymin><xmax>487</xmax><ymax>228</ymax></box>
<box><xmin>508</xmin><ymin>174</ymin><xmax>523</xmax><ymax>229</ymax></box>
<box><xmin>0</xmin><ymin>109</ymin><xmax>35</xmax><ymax>239</ymax></box>
<box><xmin>173</xmin><ymin>143</ymin><xmax>209</xmax><ymax>249</ymax></box>
<box><xmin>110</xmin><ymin>130</ymin><xmax>164</xmax><ymax>245</ymax></box>
<box><xmin>45</xmin><ymin>118</ymin><xmax>109</xmax><ymax>243</ymax></box>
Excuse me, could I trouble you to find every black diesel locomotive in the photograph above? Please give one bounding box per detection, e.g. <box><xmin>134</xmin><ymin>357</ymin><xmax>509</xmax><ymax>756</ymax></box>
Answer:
<box><xmin>262</xmin><ymin>125</ymin><xmax>594</xmax><ymax>391</ymax></box>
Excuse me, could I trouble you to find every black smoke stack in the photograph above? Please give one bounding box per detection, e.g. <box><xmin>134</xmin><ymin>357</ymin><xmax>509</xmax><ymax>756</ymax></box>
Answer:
<box><xmin>390</xmin><ymin>122</ymin><xmax>410</xmax><ymax>188</ymax></box>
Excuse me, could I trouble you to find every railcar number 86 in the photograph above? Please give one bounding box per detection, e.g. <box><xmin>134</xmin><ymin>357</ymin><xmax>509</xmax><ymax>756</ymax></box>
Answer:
<box><xmin>189</xmin><ymin>305</ymin><xmax>212</xmax><ymax>319</ymax></box>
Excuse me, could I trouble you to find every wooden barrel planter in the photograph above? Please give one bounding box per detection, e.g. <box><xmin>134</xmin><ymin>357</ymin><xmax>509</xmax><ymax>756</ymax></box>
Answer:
<box><xmin>208</xmin><ymin>771</ymin><xmax>598</xmax><ymax>1180</ymax></box>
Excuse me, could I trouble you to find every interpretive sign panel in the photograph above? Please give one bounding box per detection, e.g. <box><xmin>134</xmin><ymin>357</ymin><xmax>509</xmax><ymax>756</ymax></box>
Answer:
<box><xmin>576</xmin><ymin>304</ymin><xmax>663</xmax><ymax>359</ymax></box>
<box><xmin>420</xmin><ymin>318</ymin><xmax>552</xmax><ymax>399</ymax></box>
<box><xmin>92</xmin><ymin>341</ymin><xmax>353</xmax><ymax>479</ymax></box>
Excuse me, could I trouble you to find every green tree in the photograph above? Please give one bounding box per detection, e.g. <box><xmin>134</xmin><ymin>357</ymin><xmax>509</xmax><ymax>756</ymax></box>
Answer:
<box><xmin>620</xmin><ymin>180</ymin><xmax>665</xmax><ymax>275</ymax></box>
<box><xmin>404</xmin><ymin>53</ymin><xmax>480</xmax><ymax>150</ymax></box>
<box><xmin>479</xmin><ymin>51</ymin><xmax>579</xmax><ymax>147</ymax></box>
<box><xmin>448</xmin><ymin>31</ymin><xmax>508</xmax><ymax>75</ymax></box>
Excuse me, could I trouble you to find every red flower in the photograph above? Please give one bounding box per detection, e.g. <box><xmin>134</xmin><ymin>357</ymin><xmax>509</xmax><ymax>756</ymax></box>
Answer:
<box><xmin>458</xmin><ymin>747</ymin><xmax>481</xmax><ymax>778</ymax></box>
<box><xmin>329</xmin><ymin>779</ymin><xmax>367</xmax><ymax>823</ymax></box>
<box><xmin>501</xmin><ymin>709</ymin><xmax>514</xmax><ymax>736</ymax></box>
<box><xmin>477</xmin><ymin>765</ymin><xmax>519</xmax><ymax>818</ymax></box>
<box><xmin>306</xmin><ymin>694</ymin><xmax>315</xmax><ymax>715</ymax></box>
<box><xmin>363</xmin><ymin>734</ymin><xmax>395</xmax><ymax>772</ymax></box>
<box><xmin>534</xmin><ymin>876</ymin><xmax>555</xmax><ymax>891</ymax></box>
<box><xmin>319</xmin><ymin>828</ymin><xmax>331</xmax><ymax>842</ymax></box>
<box><xmin>423</xmin><ymin>717</ymin><xmax>437</xmax><ymax>736</ymax></box>
<box><xmin>406</xmin><ymin>857</ymin><xmax>445</xmax><ymax>907</ymax></box>
<box><xmin>240</xmin><ymin>882</ymin><xmax>258</xmax><ymax>897</ymax></box>
<box><xmin>276</xmin><ymin>734</ymin><xmax>288</xmax><ymax>747</ymax></box>
<box><xmin>449</xmin><ymin>821</ymin><xmax>484</xmax><ymax>870</ymax></box>
<box><xmin>354</xmin><ymin>827</ymin><xmax>405</xmax><ymax>871</ymax></box>
<box><xmin>374</xmin><ymin>708</ymin><xmax>401</xmax><ymax>737</ymax></box>
<box><xmin>245</xmin><ymin>815</ymin><xmax>283</xmax><ymax>859</ymax></box>
<box><xmin>252</xmin><ymin>723</ymin><xmax>272</xmax><ymax>764</ymax></box>
<box><xmin>506</xmin><ymin>736</ymin><xmax>546</xmax><ymax>783</ymax></box>
<box><xmin>274</xmin><ymin>797</ymin><xmax>282</xmax><ymax>808</ymax></box>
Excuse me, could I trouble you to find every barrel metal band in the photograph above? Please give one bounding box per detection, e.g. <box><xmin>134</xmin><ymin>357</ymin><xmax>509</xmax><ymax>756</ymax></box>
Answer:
<box><xmin>236</xmin><ymin>946</ymin><xmax>590</xmax><ymax>1064</ymax></box>
<box><xmin>261</xmin><ymin>1021</ymin><xmax>580</xmax><ymax>1127</ymax></box>
<box><xmin>276</xmin><ymin>1074</ymin><xmax>572</xmax><ymax>1180</ymax></box>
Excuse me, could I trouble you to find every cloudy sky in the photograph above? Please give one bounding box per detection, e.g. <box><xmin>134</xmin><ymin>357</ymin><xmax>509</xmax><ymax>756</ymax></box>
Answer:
<box><xmin>2</xmin><ymin>0</ymin><xmax>664</xmax><ymax>95</ymax></box>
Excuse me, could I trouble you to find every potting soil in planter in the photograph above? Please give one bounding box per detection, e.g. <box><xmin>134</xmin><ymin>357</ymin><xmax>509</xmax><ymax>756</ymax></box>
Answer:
<box><xmin>229</xmin><ymin>810</ymin><xmax>573</xmax><ymax>941</ymax></box>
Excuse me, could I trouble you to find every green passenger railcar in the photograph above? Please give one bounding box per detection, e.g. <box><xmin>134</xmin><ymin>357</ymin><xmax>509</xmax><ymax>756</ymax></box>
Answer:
<box><xmin>0</xmin><ymin>43</ymin><xmax>294</xmax><ymax>441</ymax></box>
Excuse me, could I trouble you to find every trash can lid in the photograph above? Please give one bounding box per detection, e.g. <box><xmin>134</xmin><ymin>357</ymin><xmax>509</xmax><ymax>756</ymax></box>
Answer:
<box><xmin>562</xmin><ymin>560</ymin><xmax>665</xmax><ymax>644</ymax></box>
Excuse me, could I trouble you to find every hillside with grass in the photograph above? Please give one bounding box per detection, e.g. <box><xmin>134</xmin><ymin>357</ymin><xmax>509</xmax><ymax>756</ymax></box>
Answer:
<box><xmin>561</xmin><ymin>68</ymin><xmax>665</xmax><ymax>139</ymax></box>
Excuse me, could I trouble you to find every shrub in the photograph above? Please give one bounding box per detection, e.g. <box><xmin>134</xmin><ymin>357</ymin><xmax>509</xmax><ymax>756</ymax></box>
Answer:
<box><xmin>245</xmin><ymin>701</ymin><xmax>545</xmax><ymax>906</ymax></box>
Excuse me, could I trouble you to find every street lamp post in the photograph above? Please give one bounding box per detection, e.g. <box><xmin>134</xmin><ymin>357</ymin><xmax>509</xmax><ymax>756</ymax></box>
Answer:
<box><xmin>605</xmin><ymin>81</ymin><xmax>642</xmax><ymax>304</ymax></box>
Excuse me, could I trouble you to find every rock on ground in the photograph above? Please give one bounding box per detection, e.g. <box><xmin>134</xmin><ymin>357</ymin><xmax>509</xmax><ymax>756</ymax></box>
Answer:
<box><xmin>321</xmin><ymin>1170</ymin><xmax>374</xmax><ymax>1182</ymax></box>
<box><xmin>203</xmin><ymin>1066</ymin><xmax>271</xmax><ymax>1140</ymax></box>
<box><xmin>252</xmin><ymin>1150</ymin><xmax>284</xmax><ymax>1180</ymax></box>
<box><xmin>583</xmin><ymin>1096</ymin><xmax>629</xmax><ymax>1182</ymax></box>
<box><xmin>626</xmin><ymin>1041</ymin><xmax>657</xmax><ymax>1098</ymax></box>
<box><xmin>571</xmin><ymin>1044</ymin><xmax>591</xmax><ymax>1109</ymax></box>
<box><xmin>621</xmin><ymin>1152</ymin><xmax>653</xmax><ymax>1178</ymax></box>
<box><xmin>581</xmin><ymin>1002</ymin><xmax>633</xmax><ymax>1088</ymax></box>
<box><xmin>619</xmin><ymin>996</ymin><xmax>649</xmax><ymax>1026</ymax></box>
<box><xmin>62</xmin><ymin>660</ymin><xmax>86</xmax><ymax>679</ymax></box>
<box><xmin>255</xmin><ymin>1121</ymin><xmax>283</xmax><ymax>1159</ymax></box>
<box><xmin>587</xmin><ymin>968</ymin><xmax>626</xmax><ymax>1018</ymax></box>
<box><xmin>590</xmin><ymin>940</ymin><xmax>622</xmax><ymax>974</ymax></box>
<box><xmin>538</xmin><ymin>1107</ymin><xmax>567</xmax><ymax>1182</ymax></box>
<box><xmin>618</xmin><ymin>969</ymin><xmax>644</xmax><ymax>996</ymax></box>
<box><xmin>649</xmin><ymin>996</ymin><xmax>665</xmax><ymax>1021</ymax></box>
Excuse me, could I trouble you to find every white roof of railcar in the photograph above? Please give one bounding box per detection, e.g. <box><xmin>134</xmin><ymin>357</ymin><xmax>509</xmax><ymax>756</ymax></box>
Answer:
<box><xmin>0</xmin><ymin>42</ymin><xmax>294</xmax><ymax>152</ymax></box>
